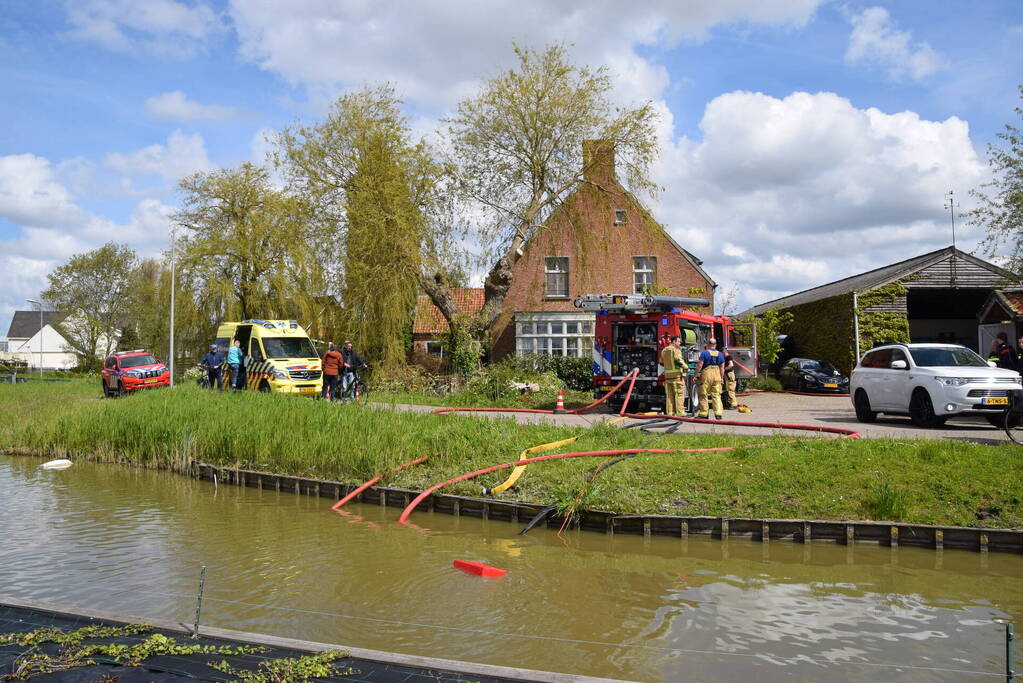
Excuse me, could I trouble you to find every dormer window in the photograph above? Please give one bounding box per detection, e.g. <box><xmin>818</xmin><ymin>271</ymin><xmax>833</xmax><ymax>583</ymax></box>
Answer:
<box><xmin>614</xmin><ymin>209</ymin><xmax>627</xmax><ymax>225</ymax></box>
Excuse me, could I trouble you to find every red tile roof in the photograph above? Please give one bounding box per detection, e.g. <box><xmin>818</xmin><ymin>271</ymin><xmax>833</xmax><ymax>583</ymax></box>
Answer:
<box><xmin>413</xmin><ymin>288</ymin><xmax>485</xmax><ymax>335</ymax></box>
<box><xmin>1002</xmin><ymin>290</ymin><xmax>1023</xmax><ymax>315</ymax></box>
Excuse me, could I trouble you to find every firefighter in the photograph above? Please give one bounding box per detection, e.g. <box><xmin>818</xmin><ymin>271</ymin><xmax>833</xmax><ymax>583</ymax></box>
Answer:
<box><xmin>694</xmin><ymin>338</ymin><xmax>725</xmax><ymax>420</ymax></box>
<box><xmin>990</xmin><ymin>332</ymin><xmax>1017</xmax><ymax>370</ymax></box>
<box><xmin>723</xmin><ymin>352</ymin><xmax>737</xmax><ymax>409</ymax></box>
<box><xmin>660</xmin><ymin>335</ymin><xmax>685</xmax><ymax>415</ymax></box>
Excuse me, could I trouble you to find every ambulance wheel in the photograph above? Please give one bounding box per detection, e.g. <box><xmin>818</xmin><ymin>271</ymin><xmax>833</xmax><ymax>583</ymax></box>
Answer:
<box><xmin>258</xmin><ymin>380</ymin><xmax>271</xmax><ymax>393</ymax></box>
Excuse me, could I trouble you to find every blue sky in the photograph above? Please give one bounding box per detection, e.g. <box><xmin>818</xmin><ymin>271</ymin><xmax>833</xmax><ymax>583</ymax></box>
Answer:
<box><xmin>2</xmin><ymin>0</ymin><xmax>1022</xmax><ymax>337</ymax></box>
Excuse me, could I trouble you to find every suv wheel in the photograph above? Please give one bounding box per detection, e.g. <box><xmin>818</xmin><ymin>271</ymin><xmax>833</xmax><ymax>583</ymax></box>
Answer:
<box><xmin>101</xmin><ymin>380</ymin><xmax>110</xmax><ymax>398</ymax></box>
<box><xmin>909</xmin><ymin>389</ymin><xmax>945</xmax><ymax>428</ymax></box>
<box><xmin>853</xmin><ymin>390</ymin><xmax>877</xmax><ymax>423</ymax></box>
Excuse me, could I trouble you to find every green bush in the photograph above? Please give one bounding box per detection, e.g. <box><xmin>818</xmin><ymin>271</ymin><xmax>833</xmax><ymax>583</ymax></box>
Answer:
<box><xmin>495</xmin><ymin>354</ymin><xmax>592</xmax><ymax>391</ymax></box>
<box><xmin>748</xmin><ymin>376</ymin><xmax>782</xmax><ymax>391</ymax></box>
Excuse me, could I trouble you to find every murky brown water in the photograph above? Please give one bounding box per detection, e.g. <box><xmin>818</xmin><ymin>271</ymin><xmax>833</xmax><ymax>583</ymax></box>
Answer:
<box><xmin>1</xmin><ymin>455</ymin><xmax>1020</xmax><ymax>682</ymax></box>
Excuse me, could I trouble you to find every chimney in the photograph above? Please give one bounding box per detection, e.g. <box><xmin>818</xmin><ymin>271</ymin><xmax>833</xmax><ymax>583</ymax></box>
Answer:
<box><xmin>582</xmin><ymin>139</ymin><xmax>615</xmax><ymax>186</ymax></box>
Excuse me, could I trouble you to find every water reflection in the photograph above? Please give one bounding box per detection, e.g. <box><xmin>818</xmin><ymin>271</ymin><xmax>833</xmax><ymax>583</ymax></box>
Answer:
<box><xmin>1</xmin><ymin>456</ymin><xmax>1019</xmax><ymax>682</ymax></box>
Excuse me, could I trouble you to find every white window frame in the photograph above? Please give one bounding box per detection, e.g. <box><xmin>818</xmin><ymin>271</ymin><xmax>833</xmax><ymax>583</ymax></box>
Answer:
<box><xmin>544</xmin><ymin>256</ymin><xmax>569</xmax><ymax>299</ymax></box>
<box><xmin>614</xmin><ymin>209</ymin><xmax>627</xmax><ymax>225</ymax></box>
<box><xmin>633</xmin><ymin>255</ymin><xmax>657</xmax><ymax>294</ymax></box>
<box><xmin>515</xmin><ymin>312</ymin><xmax>594</xmax><ymax>358</ymax></box>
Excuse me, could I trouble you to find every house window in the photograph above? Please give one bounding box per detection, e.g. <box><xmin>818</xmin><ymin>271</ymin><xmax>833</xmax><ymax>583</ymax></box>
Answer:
<box><xmin>516</xmin><ymin>316</ymin><xmax>594</xmax><ymax>358</ymax></box>
<box><xmin>424</xmin><ymin>340</ymin><xmax>445</xmax><ymax>357</ymax></box>
<box><xmin>633</xmin><ymin>256</ymin><xmax>656</xmax><ymax>294</ymax></box>
<box><xmin>545</xmin><ymin>257</ymin><xmax>569</xmax><ymax>298</ymax></box>
<box><xmin>614</xmin><ymin>209</ymin><xmax>626</xmax><ymax>225</ymax></box>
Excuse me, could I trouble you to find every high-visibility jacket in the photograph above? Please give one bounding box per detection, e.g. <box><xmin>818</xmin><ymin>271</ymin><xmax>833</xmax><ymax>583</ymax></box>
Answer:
<box><xmin>661</xmin><ymin>345</ymin><xmax>685</xmax><ymax>380</ymax></box>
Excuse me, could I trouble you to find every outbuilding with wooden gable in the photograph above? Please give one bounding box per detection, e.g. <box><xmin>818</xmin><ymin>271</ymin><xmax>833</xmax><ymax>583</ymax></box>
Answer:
<box><xmin>742</xmin><ymin>246</ymin><xmax>1020</xmax><ymax>373</ymax></box>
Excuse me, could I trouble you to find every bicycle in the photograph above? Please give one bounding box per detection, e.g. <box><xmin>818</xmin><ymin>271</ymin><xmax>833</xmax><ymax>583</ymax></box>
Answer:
<box><xmin>1001</xmin><ymin>393</ymin><xmax>1023</xmax><ymax>444</ymax></box>
<box><xmin>337</xmin><ymin>370</ymin><xmax>369</xmax><ymax>405</ymax></box>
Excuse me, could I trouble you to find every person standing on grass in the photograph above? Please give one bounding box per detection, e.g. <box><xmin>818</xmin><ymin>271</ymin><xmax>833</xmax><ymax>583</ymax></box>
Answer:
<box><xmin>321</xmin><ymin>342</ymin><xmax>342</xmax><ymax>400</ymax></box>
<box><xmin>340</xmin><ymin>340</ymin><xmax>368</xmax><ymax>402</ymax></box>
<box><xmin>199</xmin><ymin>344</ymin><xmax>225</xmax><ymax>392</ymax></box>
<box><xmin>227</xmin><ymin>339</ymin><xmax>244</xmax><ymax>391</ymax></box>
<box><xmin>694</xmin><ymin>338</ymin><xmax>725</xmax><ymax>420</ymax></box>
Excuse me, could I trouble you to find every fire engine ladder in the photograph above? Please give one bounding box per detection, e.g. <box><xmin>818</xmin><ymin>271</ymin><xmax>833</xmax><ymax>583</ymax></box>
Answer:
<box><xmin>573</xmin><ymin>293</ymin><xmax>710</xmax><ymax>312</ymax></box>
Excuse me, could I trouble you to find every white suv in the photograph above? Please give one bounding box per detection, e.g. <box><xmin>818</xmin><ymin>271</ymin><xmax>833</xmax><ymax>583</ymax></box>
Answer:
<box><xmin>850</xmin><ymin>343</ymin><xmax>1021</xmax><ymax>428</ymax></box>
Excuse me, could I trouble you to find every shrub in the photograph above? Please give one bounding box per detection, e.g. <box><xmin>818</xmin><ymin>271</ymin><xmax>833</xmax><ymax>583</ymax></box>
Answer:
<box><xmin>495</xmin><ymin>354</ymin><xmax>592</xmax><ymax>391</ymax></box>
<box><xmin>747</xmin><ymin>376</ymin><xmax>782</xmax><ymax>391</ymax></box>
<box><xmin>371</xmin><ymin>364</ymin><xmax>452</xmax><ymax>395</ymax></box>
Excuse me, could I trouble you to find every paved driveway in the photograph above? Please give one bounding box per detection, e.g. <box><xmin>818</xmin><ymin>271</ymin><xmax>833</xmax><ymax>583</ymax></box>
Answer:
<box><xmin>731</xmin><ymin>391</ymin><xmax>1013</xmax><ymax>444</ymax></box>
<box><xmin>385</xmin><ymin>393</ymin><xmax>1017</xmax><ymax>444</ymax></box>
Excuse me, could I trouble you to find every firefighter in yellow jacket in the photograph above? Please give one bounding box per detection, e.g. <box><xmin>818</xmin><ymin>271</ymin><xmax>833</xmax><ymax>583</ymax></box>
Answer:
<box><xmin>695</xmin><ymin>338</ymin><xmax>725</xmax><ymax>420</ymax></box>
<box><xmin>660</xmin><ymin>335</ymin><xmax>685</xmax><ymax>415</ymax></box>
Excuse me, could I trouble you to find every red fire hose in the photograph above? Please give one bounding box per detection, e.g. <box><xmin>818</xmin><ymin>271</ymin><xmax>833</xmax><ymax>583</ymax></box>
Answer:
<box><xmin>331</xmin><ymin>456</ymin><xmax>430</xmax><ymax>511</ymax></box>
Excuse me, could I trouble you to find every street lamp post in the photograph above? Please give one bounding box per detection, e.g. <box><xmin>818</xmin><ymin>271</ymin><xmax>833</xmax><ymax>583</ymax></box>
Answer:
<box><xmin>169</xmin><ymin>225</ymin><xmax>176</xmax><ymax>387</ymax></box>
<box><xmin>25</xmin><ymin>298</ymin><xmax>43</xmax><ymax>378</ymax></box>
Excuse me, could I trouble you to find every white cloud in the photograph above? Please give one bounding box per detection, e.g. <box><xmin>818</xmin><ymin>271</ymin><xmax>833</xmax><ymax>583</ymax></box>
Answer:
<box><xmin>227</xmin><ymin>0</ymin><xmax>822</xmax><ymax>108</ymax></box>
<box><xmin>648</xmin><ymin>91</ymin><xmax>986</xmax><ymax>312</ymax></box>
<box><xmin>63</xmin><ymin>0</ymin><xmax>224</xmax><ymax>57</ymax></box>
<box><xmin>144</xmin><ymin>91</ymin><xmax>244</xmax><ymax>121</ymax></box>
<box><xmin>0</xmin><ymin>152</ymin><xmax>175</xmax><ymax>332</ymax></box>
<box><xmin>104</xmin><ymin>130</ymin><xmax>212</xmax><ymax>182</ymax></box>
<box><xmin>845</xmin><ymin>7</ymin><xmax>945</xmax><ymax>82</ymax></box>
<box><xmin>0</xmin><ymin>154</ymin><xmax>87</xmax><ymax>229</ymax></box>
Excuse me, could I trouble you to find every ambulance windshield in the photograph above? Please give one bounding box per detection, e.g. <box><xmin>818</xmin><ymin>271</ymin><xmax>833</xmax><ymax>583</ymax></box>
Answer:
<box><xmin>263</xmin><ymin>337</ymin><xmax>317</xmax><ymax>359</ymax></box>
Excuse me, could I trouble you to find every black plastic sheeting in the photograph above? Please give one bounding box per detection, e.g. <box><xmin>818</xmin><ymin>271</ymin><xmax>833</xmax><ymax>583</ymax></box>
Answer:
<box><xmin>0</xmin><ymin>604</ymin><xmax>520</xmax><ymax>682</ymax></box>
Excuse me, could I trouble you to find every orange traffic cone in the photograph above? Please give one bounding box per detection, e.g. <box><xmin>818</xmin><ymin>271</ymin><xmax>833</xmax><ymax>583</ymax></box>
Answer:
<box><xmin>355</xmin><ymin>385</ymin><xmax>361</xmax><ymax>401</ymax></box>
<box><xmin>554</xmin><ymin>389</ymin><xmax>567</xmax><ymax>414</ymax></box>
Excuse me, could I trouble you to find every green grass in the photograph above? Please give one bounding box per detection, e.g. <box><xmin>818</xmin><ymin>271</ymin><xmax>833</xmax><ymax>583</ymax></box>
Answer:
<box><xmin>2</xmin><ymin>379</ymin><xmax>1021</xmax><ymax>528</ymax></box>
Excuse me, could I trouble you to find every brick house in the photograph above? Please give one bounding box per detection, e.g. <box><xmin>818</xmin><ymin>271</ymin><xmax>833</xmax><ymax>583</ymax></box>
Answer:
<box><xmin>489</xmin><ymin>141</ymin><xmax>715</xmax><ymax>360</ymax></box>
<box><xmin>411</xmin><ymin>288</ymin><xmax>485</xmax><ymax>357</ymax></box>
<box><xmin>412</xmin><ymin>141</ymin><xmax>716</xmax><ymax>363</ymax></box>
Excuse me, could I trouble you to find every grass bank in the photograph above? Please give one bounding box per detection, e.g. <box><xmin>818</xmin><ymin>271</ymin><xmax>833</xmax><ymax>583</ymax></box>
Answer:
<box><xmin>2</xmin><ymin>380</ymin><xmax>1021</xmax><ymax>528</ymax></box>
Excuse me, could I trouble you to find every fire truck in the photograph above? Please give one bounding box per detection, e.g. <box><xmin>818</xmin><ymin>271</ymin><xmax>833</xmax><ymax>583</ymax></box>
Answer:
<box><xmin>573</xmin><ymin>294</ymin><xmax>757</xmax><ymax>412</ymax></box>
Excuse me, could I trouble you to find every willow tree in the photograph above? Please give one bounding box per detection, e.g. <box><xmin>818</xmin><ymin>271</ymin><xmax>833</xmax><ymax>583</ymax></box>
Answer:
<box><xmin>971</xmin><ymin>85</ymin><xmax>1023</xmax><ymax>271</ymax></box>
<box><xmin>418</xmin><ymin>43</ymin><xmax>659</xmax><ymax>364</ymax></box>
<box><xmin>274</xmin><ymin>86</ymin><xmax>442</xmax><ymax>368</ymax></box>
<box><xmin>172</xmin><ymin>163</ymin><xmax>323</xmax><ymax>325</ymax></box>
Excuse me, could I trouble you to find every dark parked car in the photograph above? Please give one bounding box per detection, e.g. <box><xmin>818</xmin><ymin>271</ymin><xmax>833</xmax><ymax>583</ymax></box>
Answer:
<box><xmin>777</xmin><ymin>357</ymin><xmax>849</xmax><ymax>393</ymax></box>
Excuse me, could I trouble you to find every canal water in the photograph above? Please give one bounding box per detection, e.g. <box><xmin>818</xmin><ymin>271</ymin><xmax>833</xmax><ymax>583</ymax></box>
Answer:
<box><xmin>1</xmin><ymin>455</ymin><xmax>1020</xmax><ymax>682</ymax></box>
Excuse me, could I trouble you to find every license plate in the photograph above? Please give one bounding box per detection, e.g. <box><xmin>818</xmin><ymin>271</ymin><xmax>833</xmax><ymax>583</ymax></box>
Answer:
<box><xmin>144</xmin><ymin>379</ymin><xmax>160</xmax><ymax>384</ymax></box>
<box><xmin>300</xmin><ymin>386</ymin><xmax>317</xmax><ymax>393</ymax></box>
<box><xmin>599</xmin><ymin>386</ymin><xmax>612</xmax><ymax>392</ymax></box>
<box><xmin>824</xmin><ymin>383</ymin><xmax>838</xmax><ymax>388</ymax></box>
<box><xmin>983</xmin><ymin>397</ymin><xmax>1009</xmax><ymax>405</ymax></box>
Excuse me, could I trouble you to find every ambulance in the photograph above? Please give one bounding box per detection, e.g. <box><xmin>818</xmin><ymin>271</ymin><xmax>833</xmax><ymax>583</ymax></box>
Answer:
<box><xmin>573</xmin><ymin>294</ymin><xmax>757</xmax><ymax>412</ymax></box>
<box><xmin>214</xmin><ymin>319</ymin><xmax>322</xmax><ymax>396</ymax></box>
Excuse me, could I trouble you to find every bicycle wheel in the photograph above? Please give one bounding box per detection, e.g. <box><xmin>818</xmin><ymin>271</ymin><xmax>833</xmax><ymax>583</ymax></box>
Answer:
<box><xmin>1004</xmin><ymin>411</ymin><xmax>1023</xmax><ymax>445</ymax></box>
<box><xmin>355</xmin><ymin>380</ymin><xmax>369</xmax><ymax>405</ymax></box>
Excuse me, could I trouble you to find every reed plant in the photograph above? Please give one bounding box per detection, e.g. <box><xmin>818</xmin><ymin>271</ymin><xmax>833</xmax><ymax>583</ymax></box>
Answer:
<box><xmin>2</xmin><ymin>379</ymin><xmax>1021</xmax><ymax>528</ymax></box>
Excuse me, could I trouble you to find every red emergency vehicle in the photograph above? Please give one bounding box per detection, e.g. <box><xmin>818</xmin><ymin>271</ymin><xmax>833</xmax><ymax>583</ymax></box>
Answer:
<box><xmin>573</xmin><ymin>294</ymin><xmax>757</xmax><ymax>412</ymax></box>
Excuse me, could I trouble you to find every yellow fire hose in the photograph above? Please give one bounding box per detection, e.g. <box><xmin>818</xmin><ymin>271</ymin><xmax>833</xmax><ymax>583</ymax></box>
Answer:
<box><xmin>483</xmin><ymin>416</ymin><xmax>631</xmax><ymax>495</ymax></box>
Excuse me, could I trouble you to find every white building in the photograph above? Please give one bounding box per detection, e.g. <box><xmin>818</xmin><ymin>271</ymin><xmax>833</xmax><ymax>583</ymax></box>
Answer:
<box><xmin>3</xmin><ymin>311</ymin><xmax>79</xmax><ymax>370</ymax></box>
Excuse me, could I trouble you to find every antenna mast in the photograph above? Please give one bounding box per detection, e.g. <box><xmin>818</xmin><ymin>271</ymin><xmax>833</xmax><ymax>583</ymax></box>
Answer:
<box><xmin>944</xmin><ymin>190</ymin><xmax>960</xmax><ymax>289</ymax></box>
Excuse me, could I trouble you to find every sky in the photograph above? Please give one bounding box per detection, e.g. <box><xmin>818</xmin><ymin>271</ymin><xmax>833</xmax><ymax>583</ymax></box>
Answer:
<box><xmin>1</xmin><ymin>0</ymin><xmax>1022</xmax><ymax>336</ymax></box>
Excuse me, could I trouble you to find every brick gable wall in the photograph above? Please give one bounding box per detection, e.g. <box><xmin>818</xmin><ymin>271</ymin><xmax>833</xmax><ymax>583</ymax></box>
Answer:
<box><xmin>491</xmin><ymin>179</ymin><xmax>715</xmax><ymax>359</ymax></box>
